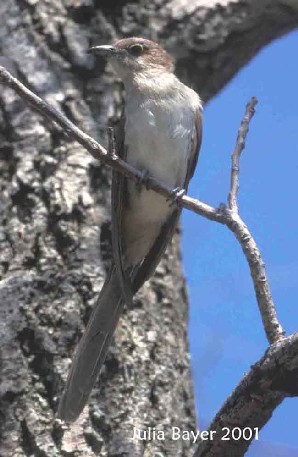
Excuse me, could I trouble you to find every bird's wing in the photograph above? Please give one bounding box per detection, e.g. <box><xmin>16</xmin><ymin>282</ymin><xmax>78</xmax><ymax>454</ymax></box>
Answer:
<box><xmin>112</xmin><ymin>114</ymin><xmax>178</xmax><ymax>292</ymax></box>
<box><xmin>132</xmin><ymin>208</ymin><xmax>180</xmax><ymax>291</ymax></box>
<box><xmin>111</xmin><ymin>116</ymin><xmax>133</xmax><ymax>305</ymax></box>
<box><xmin>133</xmin><ymin>106</ymin><xmax>203</xmax><ymax>292</ymax></box>
<box><xmin>185</xmin><ymin>106</ymin><xmax>203</xmax><ymax>188</ymax></box>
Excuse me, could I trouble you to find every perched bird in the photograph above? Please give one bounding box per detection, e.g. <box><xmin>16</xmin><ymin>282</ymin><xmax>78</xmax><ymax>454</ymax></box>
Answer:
<box><xmin>58</xmin><ymin>37</ymin><xmax>202</xmax><ymax>422</ymax></box>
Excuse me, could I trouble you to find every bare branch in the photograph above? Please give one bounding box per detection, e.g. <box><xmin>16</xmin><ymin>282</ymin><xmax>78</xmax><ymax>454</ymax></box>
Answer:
<box><xmin>194</xmin><ymin>333</ymin><xmax>298</xmax><ymax>457</ymax></box>
<box><xmin>223</xmin><ymin>210</ymin><xmax>285</xmax><ymax>344</ymax></box>
<box><xmin>228</xmin><ymin>97</ymin><xmax>258</xmax><ymax>212</ymax></box>
<box><xmin>223</xmin><ymin>97</ymin><xmax>284</xmax><ymax>344</ymax></box>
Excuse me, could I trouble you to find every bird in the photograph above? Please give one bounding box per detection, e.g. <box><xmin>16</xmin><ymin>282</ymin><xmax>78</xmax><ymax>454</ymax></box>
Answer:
<box><xmin>57</xmin><ymin>37</ymin><xmax>203</xmax><ymax>422</ymax></box>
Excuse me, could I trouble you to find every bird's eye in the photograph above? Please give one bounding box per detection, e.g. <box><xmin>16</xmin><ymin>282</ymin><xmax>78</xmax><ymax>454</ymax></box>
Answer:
<box><xmin>129</xmin><ymin>44</ymin><xmax>145</xmax><ymax>56</ymax></box>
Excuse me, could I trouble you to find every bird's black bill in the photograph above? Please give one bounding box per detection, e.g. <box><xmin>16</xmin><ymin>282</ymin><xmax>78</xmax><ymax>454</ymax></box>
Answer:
<box><xmin>87</xmin><ymin>45</ymin><xmax>116</xmax><ymax>57</ymax></box>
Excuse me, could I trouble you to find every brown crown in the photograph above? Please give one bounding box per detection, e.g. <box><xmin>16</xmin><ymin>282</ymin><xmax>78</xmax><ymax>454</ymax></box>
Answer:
<box><xmin>113</xmin><ymin>37</ymin><xmax>174</xmax><ymax>72</ymax></box>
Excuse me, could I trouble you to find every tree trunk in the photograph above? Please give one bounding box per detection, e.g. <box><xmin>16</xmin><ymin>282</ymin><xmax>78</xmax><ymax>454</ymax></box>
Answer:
<box><xmin>0</xmin><ymin>1</ymin><xmax>297</xmax><ymax>456</ymax></box>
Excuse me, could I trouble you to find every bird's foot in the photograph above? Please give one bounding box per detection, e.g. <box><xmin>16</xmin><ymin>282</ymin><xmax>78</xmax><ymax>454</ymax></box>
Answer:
<box><xmin>167</xmin><ymin>187</ymin><xmax>186</xmax><ymax>206</ymax></box>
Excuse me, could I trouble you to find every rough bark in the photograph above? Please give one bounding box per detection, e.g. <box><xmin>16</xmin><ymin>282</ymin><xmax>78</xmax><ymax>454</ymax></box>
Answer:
<box><xmin>0</xmin><ymin>1</ymin><xmax>297</xmax><ymax>456</ymax></box>
<box><xmin>193</xmin><ymin>333</ymin><xmax>298</xmax><ymax>457</ymax></box>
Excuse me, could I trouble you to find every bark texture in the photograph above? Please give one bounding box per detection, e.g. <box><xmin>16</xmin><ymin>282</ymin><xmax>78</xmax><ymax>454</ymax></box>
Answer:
<box><xmin>0</xmin><ymin>1</ymin><xmax>298</xmax><ymax>456</ymax></box>
<box><xmin>194</xmin><ymin>333</ymin><xmax>298</xmax><ymax>457</ymax></box>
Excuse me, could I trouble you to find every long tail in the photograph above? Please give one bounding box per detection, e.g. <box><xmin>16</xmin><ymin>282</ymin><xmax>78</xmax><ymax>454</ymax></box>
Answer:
<box><xmin>57</xmin><ymin>269</ymin><xmax>124</xmax><ymax>422</ymax></box>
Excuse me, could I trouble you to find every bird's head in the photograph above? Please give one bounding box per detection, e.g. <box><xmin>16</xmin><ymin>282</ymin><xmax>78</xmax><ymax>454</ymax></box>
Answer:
<box><xmin>89</xmin><ymin>37</ymin><xmax>174</xmax><ymax>80</ymax></box>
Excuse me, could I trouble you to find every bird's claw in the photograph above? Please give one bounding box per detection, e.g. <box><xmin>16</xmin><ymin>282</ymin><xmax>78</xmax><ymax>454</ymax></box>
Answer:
<box><xmin>167</xmin><ymin>187</ymin><xmax>186</xmax><ymax>206</ymax></box>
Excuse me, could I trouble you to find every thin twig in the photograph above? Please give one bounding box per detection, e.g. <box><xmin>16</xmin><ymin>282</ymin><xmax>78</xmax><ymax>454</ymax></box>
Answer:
<box><xmin>228</xmin><ymin>97</ymin><xmax>258</xmax><ymax>212</ymax></box>
<box><xmin>224</xmin><ymin>95</ymin><xmax>284</xmax><ymax>343</ymax></box>
<box><xmin>0</xmin><ymin>66</ymin><xmax>284</xmax><ymax>345</ymax></box>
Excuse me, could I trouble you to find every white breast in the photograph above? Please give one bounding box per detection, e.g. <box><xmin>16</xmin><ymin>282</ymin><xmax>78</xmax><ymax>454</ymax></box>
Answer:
<box><xmin>121</xmin><ymin>74</ymin><xmax>201</xmax><ymax>265</ymax></box>
<box><xmin>125</xmin><ymin>89</ymin><xmax>195</xmax><ymax>189</ymax></box>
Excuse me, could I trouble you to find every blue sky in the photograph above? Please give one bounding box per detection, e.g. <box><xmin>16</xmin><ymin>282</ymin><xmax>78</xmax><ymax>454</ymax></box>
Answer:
<box><xmin>183</xmin><ymin>30</ymin><xmax>298</xmax><ymax>455</ymax></box>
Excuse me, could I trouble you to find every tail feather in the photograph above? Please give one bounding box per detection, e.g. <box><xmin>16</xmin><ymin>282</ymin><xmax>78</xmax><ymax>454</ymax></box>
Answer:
<box><xmin>57</xmin><ymin>269</ymin><xmax>124</xmax><ymax>422</ymax></box>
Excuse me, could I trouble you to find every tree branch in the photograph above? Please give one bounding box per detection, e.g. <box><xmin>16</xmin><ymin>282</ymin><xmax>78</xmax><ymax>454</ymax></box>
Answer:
<box><xmin>228</xmin><ymin>97</ymin><xmax>258</xmax><ymax>213</ymax></box>
<box><xmin>225</xmin><ymin>96</ymin><xmax>284</xmax><ymax>344</ymax></box>
<box><xmin>224</xmin><ymin>211</ymin><xmax>284</xmax><ymax>344</ymax></box>
<box><xmin>194</xmin><ymin>333</ymin><xmax>298</xmax><ymax>457</ymax></box>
